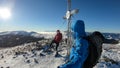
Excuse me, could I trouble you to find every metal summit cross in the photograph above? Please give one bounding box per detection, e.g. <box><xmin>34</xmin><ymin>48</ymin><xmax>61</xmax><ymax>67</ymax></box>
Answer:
<box><xmin>63</xmin><ymin>0</ymin><xmax>79</xmax><ymax>56</ymax></box>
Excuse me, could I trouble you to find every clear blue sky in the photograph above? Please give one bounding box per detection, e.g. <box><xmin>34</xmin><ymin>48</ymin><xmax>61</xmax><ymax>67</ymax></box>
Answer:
<box><xmin>0</xmin><ymin>0</ymin><xmax>120</xmax><ymax>33</ymax></box>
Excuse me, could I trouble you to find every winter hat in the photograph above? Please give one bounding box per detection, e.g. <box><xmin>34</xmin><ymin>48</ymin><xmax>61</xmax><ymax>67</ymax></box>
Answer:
<box><xmin>57</xmin><ymin>30</ymin><xmax>60</xmax><ymax>32</ymax></box>
<box><xmin>71</xmin><ymin>20</ymin><xmax>86</xmax><ymax>38</ymax></box>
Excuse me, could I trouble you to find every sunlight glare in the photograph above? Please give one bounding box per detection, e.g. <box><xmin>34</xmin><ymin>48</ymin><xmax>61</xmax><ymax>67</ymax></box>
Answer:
<box><xmin>0</xmin><ymin>8</ymin><xmax>11</xmax><ymax>19</ymax></box>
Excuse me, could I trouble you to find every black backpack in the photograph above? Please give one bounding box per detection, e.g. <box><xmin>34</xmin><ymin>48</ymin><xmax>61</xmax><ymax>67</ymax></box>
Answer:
<box><xmin>83</xmin><ymin>31</ymin><xmax>104</xmax><ymax>68</ymax></box>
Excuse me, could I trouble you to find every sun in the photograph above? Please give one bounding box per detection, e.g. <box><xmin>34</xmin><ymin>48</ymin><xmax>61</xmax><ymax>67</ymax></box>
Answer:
<box><xmin>0</xmin><ymin>8</ymin><xmax>11</xmax><ymax>19</ymax></box>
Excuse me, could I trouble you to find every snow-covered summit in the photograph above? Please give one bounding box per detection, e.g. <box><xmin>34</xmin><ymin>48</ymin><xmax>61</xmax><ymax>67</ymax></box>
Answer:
<box><xmin>0</xmin><ymin>31</ymin><xmax>120</xmax><ymax>68</ymax></box>
<box><xmin>0</xmin><ymin>39</ymin><xmax>120</xmax><ymax>68</ymax></box>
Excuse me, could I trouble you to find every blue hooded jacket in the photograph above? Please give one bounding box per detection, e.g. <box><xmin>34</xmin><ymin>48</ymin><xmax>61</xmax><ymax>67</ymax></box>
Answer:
<box><xmin>58</xmin><ymin>20</ymin><xmax>89</xmax><ymax>68</ymax></box>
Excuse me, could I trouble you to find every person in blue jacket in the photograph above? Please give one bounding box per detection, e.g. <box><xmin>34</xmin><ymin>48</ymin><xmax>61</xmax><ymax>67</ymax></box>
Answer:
<box><xmin>58</xmin><ymin>20</ymin><xmax>89</xmax><ymax>68</ymax></box>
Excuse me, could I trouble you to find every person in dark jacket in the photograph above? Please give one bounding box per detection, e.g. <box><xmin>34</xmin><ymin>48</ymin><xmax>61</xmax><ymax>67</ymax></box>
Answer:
<box><xmin>58</xmin><ymin>20</ymin><xmax>89</xmax><ymax>68</ymax></box>
<box><xmin>50</xmin><ymin>30</ymin><xmax>62</xmax><ymax>52</ymax></box>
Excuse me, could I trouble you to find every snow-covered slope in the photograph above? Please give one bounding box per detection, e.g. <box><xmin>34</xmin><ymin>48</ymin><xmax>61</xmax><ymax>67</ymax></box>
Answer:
<box><xmin>0</xmin><ymin>39</ymin><xmax>120</xmax><ymax>68</ymax></box>
<box><xmin>0</xmin><ymin>40</ymin><xmax>66</xmax><ymax>68</ymax></box>
<box><xmin>94</xmin><ymin>43</ymin><xmax>120</xmax><ymax>68</ymax></box>
<box><xmin>0</xmin><ymin>31</ymin><xmax>120</xmax><ymax>68</ymax></box>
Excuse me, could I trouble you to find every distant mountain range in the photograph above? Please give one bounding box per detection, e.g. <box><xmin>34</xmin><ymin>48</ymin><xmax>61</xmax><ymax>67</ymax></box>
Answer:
<box><xmin>87</xmin><ymin>32</ymin><xmax>120</xmax><ymax>40</ymax></box>
<box><xmin>0</xmin><ymin>31</ymin><xmax>119</xmax><ymax>40</ymax></box>
<box><xmin>102</xmin><ymin>33</ymin><xmax>120</xmax><ymax>40</ymax></box>
<box><xmin>0</xmin><ymin>31</ymin><xmax>44</xmax><ymax>47</ymax></box>
<box><xmin>0</xmin><ymin>31</ymin><xmax>44</xmax><ymax>38</ymax></box>
<box><xmin>0</xmin><ymin>31</ymin><xmax>119</xmax><ymax>47</ymax></box>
